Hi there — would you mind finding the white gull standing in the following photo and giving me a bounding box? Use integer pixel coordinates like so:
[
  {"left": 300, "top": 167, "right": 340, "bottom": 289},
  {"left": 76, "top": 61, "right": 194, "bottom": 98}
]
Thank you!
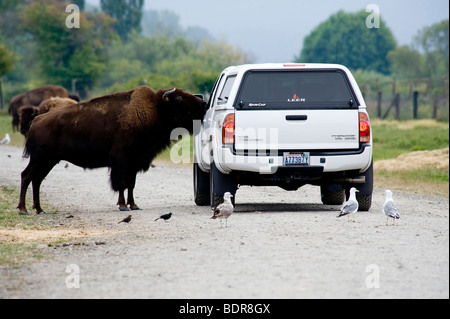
[
  {"left": 211, "top": 192, "right": 234, "bottom": 227},
  {"left": 0, "top": 133, "right": 11, "bottom": 145},
  {"left": 382, "top": 190, "right": 400, "bottom": 225},
  {"left": 337, "top": 187, "right": 359, "bottom": 220}
]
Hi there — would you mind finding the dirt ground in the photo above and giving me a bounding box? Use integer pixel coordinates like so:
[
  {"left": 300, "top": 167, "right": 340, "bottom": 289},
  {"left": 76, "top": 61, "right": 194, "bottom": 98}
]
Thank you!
[{"left": 0, "top": 145, "right": 448, "bottom": 299}]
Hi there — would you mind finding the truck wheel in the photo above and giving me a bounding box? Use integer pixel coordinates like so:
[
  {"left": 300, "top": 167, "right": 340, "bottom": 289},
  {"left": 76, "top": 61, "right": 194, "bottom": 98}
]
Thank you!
[
  {"left": 356, "top": 194, "right": 372, "bottom": 212},
  {"left": 348, "top": 159, "right": 373, "bottom": 212},
  {"left": 193, "top": 163, "right": 210, "bottom": 206},
  {"left": 320, "top": 185, "right": 345, "bottom": 205},
  {"left": 210, "top": 162, "right": 236, "bottom": 207}
]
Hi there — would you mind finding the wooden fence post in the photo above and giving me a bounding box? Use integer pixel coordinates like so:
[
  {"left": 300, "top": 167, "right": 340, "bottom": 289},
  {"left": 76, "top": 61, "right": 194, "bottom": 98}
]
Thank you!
[
  {"left": 394, "top": 93, "right": 400, "bottom": 120},
  {"left": 377, "top": 91, "right": 382, "bottom": 118},
  {"left": 432, "top": 95, "right": 438, "bottom": 119},
  {"left": 413, "top": 91, "right": 419, "bottom": 119},
  {"left": 0, "top": 79, "right": 3, "bottom": 110}
]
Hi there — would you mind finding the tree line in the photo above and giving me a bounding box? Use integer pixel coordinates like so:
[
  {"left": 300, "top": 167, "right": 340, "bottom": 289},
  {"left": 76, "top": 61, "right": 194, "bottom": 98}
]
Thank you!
[
  {"left": 0, "top": 2, "right": 448, "bottom": 109},
  {"left": 0, "top": 0, "right": 249, "bottom": 103},
  {"left": 296, "top": 10, "right": 449, "bottom": 97}
]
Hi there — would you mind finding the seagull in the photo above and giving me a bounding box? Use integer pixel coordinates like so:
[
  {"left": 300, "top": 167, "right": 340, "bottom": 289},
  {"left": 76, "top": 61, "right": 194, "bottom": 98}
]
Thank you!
[
  {"left": 211, "top": 192, "right": 234, "bottom": 227},
  {"left": 155, "top": 213, "right": 172, "bottom": 221},
  {"left": 337, "top": 187, "right": 359, "bottom": 220},
  {"left": 382, "top": 190, "right": 400, "bottom": 225},
  {"left": 118, "top": 215, "right": 132, "bottom": 224},
  {"left": 0, "top": 133, "right": 11, "bottom": 145}
]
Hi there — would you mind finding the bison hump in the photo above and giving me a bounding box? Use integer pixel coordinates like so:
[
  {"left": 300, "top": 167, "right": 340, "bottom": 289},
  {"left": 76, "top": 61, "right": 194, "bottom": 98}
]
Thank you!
[{"left": 118, "top": 86, "right": 159, "bottom": 130}]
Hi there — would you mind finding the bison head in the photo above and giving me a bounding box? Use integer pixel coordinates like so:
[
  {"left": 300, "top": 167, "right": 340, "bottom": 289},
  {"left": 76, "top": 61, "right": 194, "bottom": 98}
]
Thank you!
[
  {"left": 19, "top": 105, "right": 40, "bottom": 137},
  {"left": 158, "top": 88, "right": 207, "bottom": 133}
]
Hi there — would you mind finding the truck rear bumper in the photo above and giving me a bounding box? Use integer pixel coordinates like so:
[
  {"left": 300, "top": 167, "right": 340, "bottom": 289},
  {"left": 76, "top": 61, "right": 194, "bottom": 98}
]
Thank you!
[{"left": 214, "top": 144, "right": 373, "bottom": 175}]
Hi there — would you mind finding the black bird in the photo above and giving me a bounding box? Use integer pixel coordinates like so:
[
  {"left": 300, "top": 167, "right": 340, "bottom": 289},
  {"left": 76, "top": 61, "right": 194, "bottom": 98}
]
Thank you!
[
  {"left": 155, "top": 213, "right": 172, "bottom": 221},
  {"left": 119, "top": 215, "right": 132, "bottom": 224}
]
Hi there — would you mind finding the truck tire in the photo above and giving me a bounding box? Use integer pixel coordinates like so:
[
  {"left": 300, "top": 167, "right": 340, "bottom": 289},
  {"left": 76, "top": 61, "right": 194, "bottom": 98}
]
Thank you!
[
  {"left": 321, "top": 184, "right": 345, "bottom": 205},
  {"left": 345, "top": 159, "right": 373, "bottom": 211},
  {"left": 356, "top": 194, "right": 372, "bottom": 212},
  {"left": 193, "top": 163, "right": 210, "bottom": 206}
]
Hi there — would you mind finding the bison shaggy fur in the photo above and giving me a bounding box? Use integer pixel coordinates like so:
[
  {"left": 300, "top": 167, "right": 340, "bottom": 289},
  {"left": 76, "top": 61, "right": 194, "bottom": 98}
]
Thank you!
[{"left": 18, "top": 86, "right": 206, "bottom": 214}]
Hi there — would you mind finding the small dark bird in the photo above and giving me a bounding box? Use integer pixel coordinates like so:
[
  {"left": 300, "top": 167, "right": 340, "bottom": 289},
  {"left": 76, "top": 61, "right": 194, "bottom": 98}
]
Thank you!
[
  {"left": 155, "top": 213, "right": 172, "bottom": 221},
  {"left": 119, "top": 215, "right": 132, "bottom": 224}
]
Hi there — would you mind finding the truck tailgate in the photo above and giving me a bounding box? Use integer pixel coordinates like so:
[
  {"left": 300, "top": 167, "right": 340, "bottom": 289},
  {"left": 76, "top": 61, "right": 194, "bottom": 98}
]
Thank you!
[{"left": 234, "top": 109, "right": 359, "bottom": 151}]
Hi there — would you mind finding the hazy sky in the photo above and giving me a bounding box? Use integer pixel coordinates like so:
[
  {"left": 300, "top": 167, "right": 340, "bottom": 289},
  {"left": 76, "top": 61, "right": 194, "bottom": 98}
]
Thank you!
[{"left": 87, "top": 0, "right": 449, "bottom": 63}]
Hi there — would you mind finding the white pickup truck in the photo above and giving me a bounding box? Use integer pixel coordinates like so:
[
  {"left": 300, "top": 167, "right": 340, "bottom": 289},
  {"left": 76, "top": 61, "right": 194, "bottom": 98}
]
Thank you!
[{"left": 193, "top": 63, "right": 373, "bottom": 211}]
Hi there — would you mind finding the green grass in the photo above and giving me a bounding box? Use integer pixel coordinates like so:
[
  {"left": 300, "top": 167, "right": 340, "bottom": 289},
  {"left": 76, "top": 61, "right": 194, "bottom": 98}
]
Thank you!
[
  {"left": 0, "top": 186, "right": 58, "bottom": 229},
  {"left": 371, "top": 119, "right": 449, "bottom": 196},
  {"left": 375, "top": 167, "right": 449, "bottom": 197},
  {"left": 0, "top": 243, "right": 43, "bottom": 267},
  {"left": 377, "top": 167, "right": 449, "bottom": 183},
  {"left": 371, "top": 119, "right": 449, "bottom": 161},
  {"left": 0, "top": 185, "right": 59, "bottom": 267}
]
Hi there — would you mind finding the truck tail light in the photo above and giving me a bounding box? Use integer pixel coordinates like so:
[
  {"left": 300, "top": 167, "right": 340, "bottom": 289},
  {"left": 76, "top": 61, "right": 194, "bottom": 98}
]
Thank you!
[
  {"left": 222, "top": 113, "right": 235, "bottom": 145},
  {"left": 359, "top": 112, "right": 371, "bottom": 143}
]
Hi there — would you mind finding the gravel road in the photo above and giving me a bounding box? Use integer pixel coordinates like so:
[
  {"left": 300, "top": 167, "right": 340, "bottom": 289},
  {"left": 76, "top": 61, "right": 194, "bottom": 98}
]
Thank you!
[{"left": 0, "top": 145, "right": 448, "bottom": 299}]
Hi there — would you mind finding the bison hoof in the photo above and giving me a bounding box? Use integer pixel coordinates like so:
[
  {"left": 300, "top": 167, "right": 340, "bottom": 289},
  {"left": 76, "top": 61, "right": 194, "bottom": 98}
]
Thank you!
[
  {"left": 18, "top": 210, "right": 29, "bottom": 215},
  {"left": 130, "top": 204, "right": 141, "bottom": 211},
  {"left": 119, "top": 206, "right": 130, "bottom": 212}
]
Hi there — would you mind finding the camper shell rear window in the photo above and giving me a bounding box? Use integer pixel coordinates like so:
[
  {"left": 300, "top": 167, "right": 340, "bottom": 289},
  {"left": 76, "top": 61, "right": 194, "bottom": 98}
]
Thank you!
[{"left": 234, "top": 69, "right": 359, "bottom": 110}]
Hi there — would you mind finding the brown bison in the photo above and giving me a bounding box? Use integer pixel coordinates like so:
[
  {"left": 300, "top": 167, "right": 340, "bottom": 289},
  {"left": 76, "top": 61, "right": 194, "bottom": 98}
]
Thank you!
[
  {"left": 17, "top": 86, "right": 206, "bottom": 215},
  {"left": 8, "top": 85, "right": 80, "bottom": 131},
  {"left": 19, "top": 97, "right": 79, "bottom": 136}
]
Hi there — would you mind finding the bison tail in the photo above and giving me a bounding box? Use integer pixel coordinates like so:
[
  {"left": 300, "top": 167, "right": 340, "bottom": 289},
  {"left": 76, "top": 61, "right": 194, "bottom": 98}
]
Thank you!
[
  {"left": 22, "top": 145, "right": 31, "bottom": 159},
  {"left": 22, "top": 138, "right": 32, "bottom": 159}
]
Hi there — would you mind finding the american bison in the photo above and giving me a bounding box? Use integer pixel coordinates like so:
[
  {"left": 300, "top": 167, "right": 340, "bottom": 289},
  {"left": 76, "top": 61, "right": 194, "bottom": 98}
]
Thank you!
[
  {"left": 8, "top": 85, "right": 80, "bottom": 131},
  {"left": 19, "top": 97, "right": 79, "bottom": 136},
  {"left": 17, "top": 86, "right": 206, "bottom": 215}
]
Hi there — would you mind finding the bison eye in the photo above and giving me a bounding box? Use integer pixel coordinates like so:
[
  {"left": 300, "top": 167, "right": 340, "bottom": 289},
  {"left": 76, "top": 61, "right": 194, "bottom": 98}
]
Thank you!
[{"left": 175, "top": 96, "right": 183, "bottom": 103}]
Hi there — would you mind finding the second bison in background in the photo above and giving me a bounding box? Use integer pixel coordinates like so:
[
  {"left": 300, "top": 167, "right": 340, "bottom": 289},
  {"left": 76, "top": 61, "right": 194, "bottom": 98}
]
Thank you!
[
  {"left": 19, "top": 97, "right": 79, "bottom": 136},
  {"left": 18, "top": 86, "right": 206, "bottom": 214},
  {"left": 9, "top": 85, "right": 79, "bottom": 131}
]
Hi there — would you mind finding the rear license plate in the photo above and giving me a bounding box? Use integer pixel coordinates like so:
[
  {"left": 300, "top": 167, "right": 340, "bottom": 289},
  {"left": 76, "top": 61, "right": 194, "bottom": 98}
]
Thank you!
[{"left": 283, "top": 152, "right": 310, "bottom": 166}]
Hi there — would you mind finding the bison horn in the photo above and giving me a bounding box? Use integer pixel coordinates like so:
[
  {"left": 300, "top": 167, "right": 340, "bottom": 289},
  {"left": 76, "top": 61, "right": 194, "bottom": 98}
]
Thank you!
[{"left": 163, "top": 88, "right": 177, "bottom": 102}]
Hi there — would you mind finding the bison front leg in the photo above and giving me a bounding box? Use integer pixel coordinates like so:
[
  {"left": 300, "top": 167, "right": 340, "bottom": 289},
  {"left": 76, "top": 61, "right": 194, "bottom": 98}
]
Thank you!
[
  {"left": 117, "top": 190, "right": 129, "bottom": 211},
  {"left": 111, "top": 160, "right": 128, "bottom": 211},
  {"left": 127, "top": 173, "right": 140, "bottom": 211},
  {"left": 111, "top": 161, "right": 140, "bottom": 211},
  {"left": 116, "top": 189, "right": 139, "bottom": 211},
  {"left": 127, "top": 189, "right": 140, "bottom": 210}
]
